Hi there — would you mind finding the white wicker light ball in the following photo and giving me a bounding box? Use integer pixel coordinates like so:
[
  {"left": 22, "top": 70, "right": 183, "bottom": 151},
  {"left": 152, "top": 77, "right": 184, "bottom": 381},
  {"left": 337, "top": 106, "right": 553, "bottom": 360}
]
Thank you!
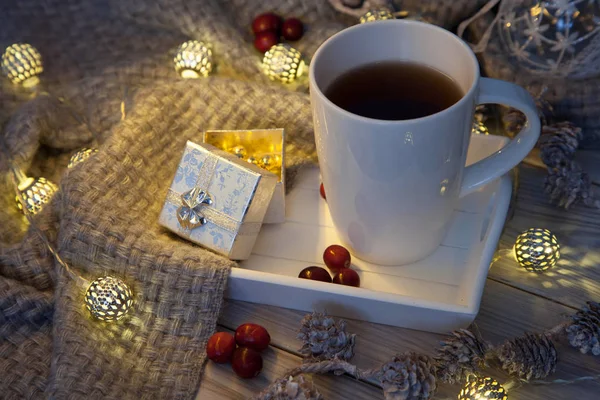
[
  {"left": 514, "top": 228, "right": 561, "bottom": 272},
  {"left": 359, "top": 9, "right": 395, "bottom": 24},
  {"left": 174, "top": 40, "right": 213, "bottom": 79},
  {"left": 2, "top": 43, "right": 43, "bottom": 87},
  {"left": 458, "top": 376, "right": 508, "bottom": 400},
  {"left": 16, "top": 177, "right": 58, "bottom": 215},
  {"left": 68, "top": 148, "right": 98, "bottom": 168},
  {"left": 262, "top": 44, "right": 305, "bottom": 84},
  {"left": 85, "top": 276, "right": 133, "bottom": 322}
]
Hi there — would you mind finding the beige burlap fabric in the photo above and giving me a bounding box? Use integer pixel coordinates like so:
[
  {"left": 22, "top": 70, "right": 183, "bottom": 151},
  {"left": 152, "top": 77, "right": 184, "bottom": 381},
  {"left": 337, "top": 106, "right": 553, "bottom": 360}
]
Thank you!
[{"left": 0, "top": 1, "right": 478, "bottom": 399}]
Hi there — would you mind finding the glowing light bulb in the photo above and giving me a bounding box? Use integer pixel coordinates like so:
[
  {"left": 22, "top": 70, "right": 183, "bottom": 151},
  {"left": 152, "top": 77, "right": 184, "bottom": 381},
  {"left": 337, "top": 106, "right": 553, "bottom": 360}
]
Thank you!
[
  {"left": 472, "top": 120, "right": 489, "bottom": 135},
  {"left": 262, "top": 44, "right": 305, "bottom": 84},
  {"left": 174, "top": 40, "right": 213, "bottom": 78},
  {"left": 68, "top": 148, "right": 98, "bottom": 168},
  {"left": 228, "top": 145, "right": 247, "bottom": 159},
  {"left": 359, "top": 9, "right": 395, "bottom": 24},
  {"left": 2, "top": 43, "right": 43, "bottom": 87},
  {"left": 16, "top": 176, "right": 58, "bottom": 215},
  {"left": 514, "top": 228, "right": 560, "bottom": 272},
  {"left": 458, "top": 376, "right": 508, "bottom": 400},
  {"left": 85, "top": 276, "right": 133, "bottom": 322}
]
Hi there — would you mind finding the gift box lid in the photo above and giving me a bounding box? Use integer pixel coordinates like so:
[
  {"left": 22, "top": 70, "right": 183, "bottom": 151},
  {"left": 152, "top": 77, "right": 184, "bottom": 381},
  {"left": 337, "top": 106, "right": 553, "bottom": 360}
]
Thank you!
[{"left": 159, "top": 140, "right": 278, "bottom": 260}]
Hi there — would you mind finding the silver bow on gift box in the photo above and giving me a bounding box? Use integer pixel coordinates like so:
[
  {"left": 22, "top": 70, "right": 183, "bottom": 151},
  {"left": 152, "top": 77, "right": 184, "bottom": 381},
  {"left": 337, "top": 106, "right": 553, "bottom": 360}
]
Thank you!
[
  {"left": 176, "top": 187, "right": 213, "bottom": 230},
  {"left": 164, "top": 150, "right": 257, "bottom": 236},
  {"left": 159, "top": 141, "right": 278, "bottom": 260}
]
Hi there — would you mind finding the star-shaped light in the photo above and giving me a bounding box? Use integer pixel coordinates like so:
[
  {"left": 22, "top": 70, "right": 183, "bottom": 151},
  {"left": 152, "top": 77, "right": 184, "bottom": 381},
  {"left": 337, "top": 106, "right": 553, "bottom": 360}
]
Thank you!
[{"left": 177, "top": 187, "right": 213, "bottom": 230}]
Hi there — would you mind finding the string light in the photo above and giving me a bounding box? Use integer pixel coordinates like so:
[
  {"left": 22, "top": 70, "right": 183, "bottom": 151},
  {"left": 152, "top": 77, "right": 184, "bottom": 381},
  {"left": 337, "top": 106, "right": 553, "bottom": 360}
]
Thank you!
[
  {"left": 514, "top": 228, "right": 560, "bottom": 272},
  {"left": 16, "top": 176, "right": 58, "bottom": 215},
  {"left": 0, "top": 45, "right": 135, "bottom": 324},
  {"left": 262, "top": 44, "right": 305, "bottom": 84},
  {"left": 1, "top": 43, "right": 43, "bottom": 87},
  {"left": 458, "top": 376, "right": 508, "bottom": 400},
  {"left": 359, "top": 9, "right": 395, "bottom": 23},
  {"left": 174, "top": 40, "right": 213, "bottom": 78},
  {"left": 85, "top": 276, "right": 133, "bottom": 322},
  {"left": 68, "top": 148, "right": 98, "bottom": 168},
  {"left": 6, "top": 157, "right": 134, "bottom": 325}
]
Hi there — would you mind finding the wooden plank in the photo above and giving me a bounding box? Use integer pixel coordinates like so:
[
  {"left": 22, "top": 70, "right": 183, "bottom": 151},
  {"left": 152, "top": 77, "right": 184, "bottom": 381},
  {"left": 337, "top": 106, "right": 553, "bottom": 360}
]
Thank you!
[
  {"left": 213, "top": 280, "right": 600, "bottom": 400},
  {"left": 489, "top": 165, "right": 600, "bottom": 309},
  {"left": 576, "top": 150, "right": 600, "bottom": 185}
]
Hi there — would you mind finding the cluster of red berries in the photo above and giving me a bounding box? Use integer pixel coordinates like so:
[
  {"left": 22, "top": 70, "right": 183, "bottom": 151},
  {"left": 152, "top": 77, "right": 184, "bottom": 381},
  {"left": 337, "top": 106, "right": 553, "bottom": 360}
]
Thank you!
[
  {"left": 252, "top": 12, "right": 304, "bottom": 53},
  {"left": 298, "top": 244, "right": 361, "bottom": 287},
  {"left": 206, "top": 323, "right": 271, "bottom": 379}
]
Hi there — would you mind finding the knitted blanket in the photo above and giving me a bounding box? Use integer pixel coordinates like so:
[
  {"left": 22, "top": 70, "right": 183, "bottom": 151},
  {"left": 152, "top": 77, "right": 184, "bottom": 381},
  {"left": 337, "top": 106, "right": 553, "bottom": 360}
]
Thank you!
[{"left": 0, "top": 1, "right": 485, "bottom": 399}]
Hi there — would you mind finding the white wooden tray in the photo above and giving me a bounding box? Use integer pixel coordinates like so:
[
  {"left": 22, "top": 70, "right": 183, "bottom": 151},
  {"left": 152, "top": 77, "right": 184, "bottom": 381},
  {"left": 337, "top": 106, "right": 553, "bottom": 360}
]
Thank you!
[{"left": 226, "top": 134, "right": 512, "bottom": 334}]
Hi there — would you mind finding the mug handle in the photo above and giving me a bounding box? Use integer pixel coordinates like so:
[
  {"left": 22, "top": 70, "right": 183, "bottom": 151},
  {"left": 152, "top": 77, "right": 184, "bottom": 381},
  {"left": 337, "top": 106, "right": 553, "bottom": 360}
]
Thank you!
[{"left": 459, "top": 77, "right": 541, "bottom": 197}]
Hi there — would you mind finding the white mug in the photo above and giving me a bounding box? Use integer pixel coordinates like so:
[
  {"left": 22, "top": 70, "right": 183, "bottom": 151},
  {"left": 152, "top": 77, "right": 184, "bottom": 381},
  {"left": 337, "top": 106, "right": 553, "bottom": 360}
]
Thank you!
[{"left": 309, "top": 20, "right": 540, "bottom": 265}]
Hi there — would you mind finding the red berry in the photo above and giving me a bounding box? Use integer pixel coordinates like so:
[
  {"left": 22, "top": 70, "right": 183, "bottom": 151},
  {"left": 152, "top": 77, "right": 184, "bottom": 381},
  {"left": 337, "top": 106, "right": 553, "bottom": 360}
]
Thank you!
[
  {"left": 252, "top": 13, "right": 282, "bottom": 35},
  {"left": 254, "top": 31, "right": 279, "bottom": 53},
  {"left": 298, "top": 266, "right": 332, "bottom": 283},
  {"left": 206, "top": 332, "right": 236, "bottom": 363},
  {"left": 320, "top": 183, "right": 326, "bottom": 200},
  {"left": 235, "top": 323, "right": 271, "bottom": 351},
  {"left": 282, "top": 18, "right": 304, "bottom": 41},
  {"left": 232, "top": 347, "right": 263, "bottom": 379},
  {"left": 323, "top": 244, "right": 351, "bottom": 272},
  {"left": 333, "top": 269, "right": 360, "bottom": 287}
]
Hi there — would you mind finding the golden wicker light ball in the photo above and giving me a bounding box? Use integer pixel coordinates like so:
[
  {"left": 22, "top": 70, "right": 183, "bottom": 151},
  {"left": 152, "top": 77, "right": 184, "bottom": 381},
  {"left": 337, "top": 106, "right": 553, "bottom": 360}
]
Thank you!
[
  {"left": 262, "top": 44, "right": 305, "bottom": 84},
  {"left": 174, "top": 40, "right": 213, "bottom": 78},
  {"left": 68, "top": 148, "right": 98, "bottom": 168},
  {"left": 228, "top": 145, "right": 247, "bottom": 159},
  {"left": 2, "top": 43, "right": 43, "bottom": 87},
  {"left": 359, "top": 9, "right": 395, "bottom": 24},
  {"left": 458, "top": 376, "right": 508, "bottom": 400}
]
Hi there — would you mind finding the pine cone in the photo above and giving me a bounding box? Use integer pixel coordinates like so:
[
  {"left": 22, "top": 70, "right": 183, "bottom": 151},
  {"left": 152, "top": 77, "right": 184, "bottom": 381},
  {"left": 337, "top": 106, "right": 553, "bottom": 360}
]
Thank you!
[
  {"left": 502, "top": 108, "right": 526, "bottom": 134},
  {"left": 378, "top": 352, "right": 437, "bottom": 400},
  {"left": 539, "top": 122, "right": 582, "bottom": 168},
  {"left": 567, "top": 302, "right": 600, "bottom": 356},
  {"left": 434, "top": 329, "right": 490, "bottom": 384},
  {"left": 545, "top": 161, "right": 600, "bottom": 209},
  {"left": 497, "top": 333, "right": 557, "bottom": 380},
  {"left": 260, "top": 375, "right": 323, "bottom": 400},
  {"left": 503, "top": 93, "right": 552, "bottom": 134},
  {"left": 297, "top": 312, "right": 356, "bottom": 362}
]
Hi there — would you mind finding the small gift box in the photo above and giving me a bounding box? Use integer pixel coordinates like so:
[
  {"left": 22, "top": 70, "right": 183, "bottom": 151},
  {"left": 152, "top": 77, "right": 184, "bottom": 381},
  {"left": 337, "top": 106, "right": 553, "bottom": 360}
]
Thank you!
[
  {"left": 203, "top": 129, "right": 286, "bottom": 224},
  {"left": 159, "top": 141, "right": 278, "bottom": 260}
]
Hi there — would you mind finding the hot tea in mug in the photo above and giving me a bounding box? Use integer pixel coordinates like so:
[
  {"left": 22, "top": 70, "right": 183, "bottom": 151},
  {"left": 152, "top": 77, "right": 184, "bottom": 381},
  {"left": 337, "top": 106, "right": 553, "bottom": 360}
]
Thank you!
[{"left": 324, "top": 61, "right": 463, "bottom": 121}]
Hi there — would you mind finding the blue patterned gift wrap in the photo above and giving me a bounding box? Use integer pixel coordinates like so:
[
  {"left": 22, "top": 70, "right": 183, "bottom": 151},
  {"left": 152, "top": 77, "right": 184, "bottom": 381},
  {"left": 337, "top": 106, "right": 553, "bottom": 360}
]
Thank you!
[{"left": 159, "top": 141, "right": 278, "bottom": 260}]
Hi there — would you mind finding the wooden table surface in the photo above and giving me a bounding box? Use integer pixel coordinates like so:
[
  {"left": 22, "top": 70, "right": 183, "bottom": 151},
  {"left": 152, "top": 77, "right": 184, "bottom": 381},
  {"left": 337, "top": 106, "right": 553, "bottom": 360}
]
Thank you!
[{"left": 197, "top": 165, "right": 600, "bottom": 400}]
